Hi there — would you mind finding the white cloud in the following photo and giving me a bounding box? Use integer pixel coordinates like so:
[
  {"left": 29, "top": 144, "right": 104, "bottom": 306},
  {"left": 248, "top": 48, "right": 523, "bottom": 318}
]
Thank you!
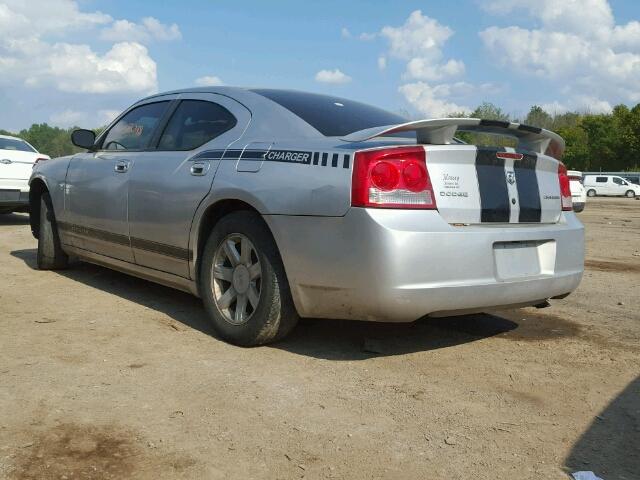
[
  {"left": 195, "top": 75, "right": 224, "bottom": 87},
  {"left": 315, "top": 69, "right": 352, "bottom": 84},
  {"left": 0, "top": 0, "right": 111, "bottom": 38},
  {"left": 377, "top": 10, "right": 470, "bottom": 118},
  {"left": 49, "top": 109, "right": 120, "bottom": 128},
  {"left": 359, "top": 32, "right": 377, "bottom": 41},
  {"left": 381, "top": 10, "right": 454, "bottom": 62},
  {"left": 341, "top": 27, "right": 352, "bottom": 39},
  {"left": 377, "top": 56, "right": 387, "bottom": 70},
  {"left": 398, "top": 82, "right": 480, "bottom": 118},
  {"left": 0, "top": 1, "right": 159, "bottom": 95},
  {"left": 399, "top": 82, "right": 471, "bottom": 118},
  {"left": 479, "top": 0, "right": 640, "bottom": 111},
  {"left": 405, "top": 58, "right": 465, "bottom": 81},
  {"left": 101, "top": 17, "right": 181, "bottom": 43}
]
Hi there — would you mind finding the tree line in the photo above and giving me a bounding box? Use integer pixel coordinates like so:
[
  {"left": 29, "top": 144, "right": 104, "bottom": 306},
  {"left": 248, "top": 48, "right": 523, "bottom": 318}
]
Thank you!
[{"left": 2, "top": 103, "right": 639, "bottom": 171}]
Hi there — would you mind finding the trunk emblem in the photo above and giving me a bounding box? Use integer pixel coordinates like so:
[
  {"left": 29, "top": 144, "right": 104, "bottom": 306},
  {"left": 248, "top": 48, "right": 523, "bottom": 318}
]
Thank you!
[
  {"left": 506, "top": 171, "right": 516, "bottom": 185},
  {"left": 0, "top": 159, "right": 12, "bottom": 164},
  {"left": 496, "top": 152, "right": 523, "bottom": 161}
]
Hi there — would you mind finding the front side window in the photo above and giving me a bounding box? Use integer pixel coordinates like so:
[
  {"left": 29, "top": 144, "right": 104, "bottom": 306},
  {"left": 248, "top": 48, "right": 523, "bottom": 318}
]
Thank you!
[
  {"left": 0, "top": 137, "right": 36, "bottom": 152},
  {"left": 613, "top": 177, "right": 624, "bottom": 185},
  {"left": 157, "top": 100, "right": 237, "bottom": 150},
  {"left": 101, "top": 102, "right": 170, "bottom": 150},
  {"left": 596, "top": 177, "right": 607, "bottom": 183}
]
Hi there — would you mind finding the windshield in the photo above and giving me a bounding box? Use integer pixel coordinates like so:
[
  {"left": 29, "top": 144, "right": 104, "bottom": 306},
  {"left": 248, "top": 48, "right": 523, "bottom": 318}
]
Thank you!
[
  {"left": 251, "top": 89, "right": 410, "bottom": 137},
  {"left": 0, "top": 137, "right": 36, "bottom": 152}
]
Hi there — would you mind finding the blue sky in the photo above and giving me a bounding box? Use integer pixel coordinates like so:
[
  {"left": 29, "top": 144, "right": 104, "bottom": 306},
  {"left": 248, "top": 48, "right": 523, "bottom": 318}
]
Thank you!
[{"left": 1, "top": 0, "right": 639, "bottom": 130}]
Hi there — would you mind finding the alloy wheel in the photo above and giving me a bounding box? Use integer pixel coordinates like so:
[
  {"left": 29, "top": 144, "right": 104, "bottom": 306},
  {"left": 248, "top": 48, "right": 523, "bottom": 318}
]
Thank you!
[{"left": 211, "top": 234, "right": 262, "bottom": 325}]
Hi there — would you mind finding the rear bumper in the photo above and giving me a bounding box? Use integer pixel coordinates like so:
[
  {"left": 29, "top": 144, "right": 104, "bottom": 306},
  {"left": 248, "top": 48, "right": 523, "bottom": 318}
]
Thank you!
[{"left": 266, "top": 208, "right": 584, "bottom": 322}]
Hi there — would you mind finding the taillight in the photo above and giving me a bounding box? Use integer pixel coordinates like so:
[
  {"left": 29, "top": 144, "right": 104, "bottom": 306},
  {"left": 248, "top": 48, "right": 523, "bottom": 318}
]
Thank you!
[
  {"left": 558, "top": 163, "right": 572, "bottom": 211},
  {"left": 351, "top": 146, "right": 436, "bottom": 209}
]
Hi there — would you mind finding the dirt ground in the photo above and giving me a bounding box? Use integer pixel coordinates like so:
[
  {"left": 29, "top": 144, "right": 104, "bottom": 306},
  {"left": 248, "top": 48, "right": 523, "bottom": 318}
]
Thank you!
[{"left": 0, "top": 197, "right": 638, "bottom": 480}]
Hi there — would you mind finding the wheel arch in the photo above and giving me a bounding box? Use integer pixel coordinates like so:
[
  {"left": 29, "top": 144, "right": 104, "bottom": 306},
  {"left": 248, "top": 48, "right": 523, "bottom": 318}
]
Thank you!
[
  {"left": 191, "top": 198, "right": 280, "bottom": 287},
  {"left": 28, "top": 177, "right": 49, "bottom": 239}
]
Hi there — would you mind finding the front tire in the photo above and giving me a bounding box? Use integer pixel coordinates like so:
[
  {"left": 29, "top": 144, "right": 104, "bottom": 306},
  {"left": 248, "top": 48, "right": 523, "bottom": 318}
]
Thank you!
[
  {"left": 587, "top": 189, "right": 596, "bottom": 197},
  {"left": 37, "top": 192, "right": 68, "bottom": 270},
  {"left": 199, "top": 211, "right": 298, "bottom": 346},
  {"left": 625, "top": 190, "right": 636, "bottom": 198}
]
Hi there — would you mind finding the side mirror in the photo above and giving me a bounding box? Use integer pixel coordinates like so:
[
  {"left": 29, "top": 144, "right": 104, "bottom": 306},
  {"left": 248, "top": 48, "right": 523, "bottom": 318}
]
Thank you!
[{"left": 71, "top": 129, "right": 96, "bottom": 149}]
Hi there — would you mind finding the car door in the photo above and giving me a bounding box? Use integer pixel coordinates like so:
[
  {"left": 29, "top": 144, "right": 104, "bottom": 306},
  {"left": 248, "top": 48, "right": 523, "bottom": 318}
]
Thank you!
[
  {"left": 64, "top": 100, "right": 173, "bottom": 262},
  {"left": 612, "top": 176, "right": 627, "bottom": 195},
  {"left": 127, "top": 93, "right": 251, "bottom": 278},
  {"left": 594, "top": 176, "right": 608, "bottom": 195}
]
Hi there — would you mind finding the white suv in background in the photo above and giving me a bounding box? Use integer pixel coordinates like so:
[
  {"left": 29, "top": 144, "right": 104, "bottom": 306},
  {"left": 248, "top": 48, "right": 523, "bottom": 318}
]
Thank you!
[
  {"left": 568, "top": 170, "right": 587, "bottom": 212},
  {"left": 0, "top": 135, "right": 49, "bottom": 214},
  {"left": 584, "top": 174, "right": 640, "bottom": 198}
]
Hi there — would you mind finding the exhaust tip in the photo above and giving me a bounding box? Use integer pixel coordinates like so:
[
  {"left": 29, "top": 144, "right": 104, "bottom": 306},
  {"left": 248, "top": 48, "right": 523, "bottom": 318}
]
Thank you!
[{"left": 534, "top": 300, "right": 552, "bottom": 309}]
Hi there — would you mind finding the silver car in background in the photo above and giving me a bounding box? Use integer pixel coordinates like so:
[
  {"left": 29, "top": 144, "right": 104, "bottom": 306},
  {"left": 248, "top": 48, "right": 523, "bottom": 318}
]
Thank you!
[{"left": 29, "top": 88, "right": 584, "bottom": 346}]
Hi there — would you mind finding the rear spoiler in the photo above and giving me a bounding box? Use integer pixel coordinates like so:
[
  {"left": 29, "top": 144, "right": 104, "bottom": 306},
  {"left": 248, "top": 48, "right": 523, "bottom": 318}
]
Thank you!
[{"left": 341, "top": 118, "right": 565, "bottom": 158}]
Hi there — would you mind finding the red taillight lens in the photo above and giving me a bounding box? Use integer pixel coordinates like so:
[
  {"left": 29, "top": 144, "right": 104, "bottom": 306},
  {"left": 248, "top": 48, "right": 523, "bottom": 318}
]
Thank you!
[
  {"left": 558, "top": 163, "right": 572, "bottom": 211},
  {"left": 370, "top": 161, "right": 400, "bottom": 190},
  {"left": 351, "top": 146, "right": 436, "bottom": 209}
]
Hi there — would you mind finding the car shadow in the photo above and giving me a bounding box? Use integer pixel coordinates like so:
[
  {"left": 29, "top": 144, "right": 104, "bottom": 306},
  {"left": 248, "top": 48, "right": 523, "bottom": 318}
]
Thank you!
[
  {"left": 0, "top": 212, "right": 30, "bottom": 226},
  {"left": 564, "top": 376, "right": 640, "bottom": 479},
  {"left": 9, "top": 247, "right": 570, "bottom": 359}
]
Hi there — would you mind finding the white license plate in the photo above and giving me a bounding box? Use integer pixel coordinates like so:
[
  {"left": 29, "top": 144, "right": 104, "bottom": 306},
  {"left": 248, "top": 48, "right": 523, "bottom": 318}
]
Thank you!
[
  {"left": 0, "top": 190, "right": 20, "bottom": 202},
  {"left": 493, "top": 240, "right": 556, "bottom": 280}
]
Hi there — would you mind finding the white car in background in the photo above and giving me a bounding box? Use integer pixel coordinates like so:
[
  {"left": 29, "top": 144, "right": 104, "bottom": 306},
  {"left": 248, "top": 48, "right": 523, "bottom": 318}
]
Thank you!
[
  {"left": 568, "top": 170, "right": 586, "bottom": 212},
  {"left": 0, "top": 135, "right": 49, "bottom": 214},
  {"left": 584, "top": 174, "right": 640, "bottom": 198}
]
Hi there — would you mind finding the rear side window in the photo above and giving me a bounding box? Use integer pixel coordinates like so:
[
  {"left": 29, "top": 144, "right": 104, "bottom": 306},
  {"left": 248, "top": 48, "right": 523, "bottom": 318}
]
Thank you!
[
  {"left": 596, "top": 177, "right": 608, "bottom": 183},
  {"left": 101, "top": 101, "right": 170, "bottom": 150},
  {"left": 0, "top": 138, "right": 36, "bottom": 152},
  {"left": 157, "top": 100, "right": 237, "bottom": 150},
  {"left": 251, "top": 89, "right": 409, "bottom": 137}
]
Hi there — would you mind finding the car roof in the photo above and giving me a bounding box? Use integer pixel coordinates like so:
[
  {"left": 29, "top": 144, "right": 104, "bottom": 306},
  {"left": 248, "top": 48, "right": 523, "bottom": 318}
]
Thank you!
[{"left": 0, "top": 134, "right": 23, "bottom": 141}]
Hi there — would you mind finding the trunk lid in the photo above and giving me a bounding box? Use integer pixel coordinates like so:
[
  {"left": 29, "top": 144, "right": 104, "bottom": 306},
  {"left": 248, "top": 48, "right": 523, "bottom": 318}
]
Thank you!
[{"left": 426, "top": 145, "right": 562, "bottom": 224}]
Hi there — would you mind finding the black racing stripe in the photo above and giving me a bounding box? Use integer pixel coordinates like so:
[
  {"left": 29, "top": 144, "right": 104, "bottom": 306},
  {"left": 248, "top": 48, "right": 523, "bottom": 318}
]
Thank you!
[
  {"left": 331, "top": 153, "right": 339, "bottom": 168},
  {"left": 321, "top": 152, "right": 328, "bottom": 166},
  {"left": 518, "top": 124, "right": 542, "bottom": 134},
  {"left": 239, "top": 149, "right": 267, "bottom": 160},
  {"left": 475, "top": 148, "right": 510, "bottom": 222},
  {"left": 343, "top": 154, "right": 350, "bottom": 169},
  {"left": 313, "top": 152, "right": 319, "bottom": 165},
  {"left": 131, "top": 237, "right": 190, "bottom": 261},
  {"left": 479, "top": 119, "right": 510, "bottom": 129},
  {"left": 191, "top": 149, "right": 225, "bottom": 160},
  {"left": 58, "top": 221, "right": 130, "bottom": 246},
  {"left": 58, "top": 221, "right": 192, "bottom": 260},
  {"left": 514, "top": 153, "right": 541, "bottom": 222}
]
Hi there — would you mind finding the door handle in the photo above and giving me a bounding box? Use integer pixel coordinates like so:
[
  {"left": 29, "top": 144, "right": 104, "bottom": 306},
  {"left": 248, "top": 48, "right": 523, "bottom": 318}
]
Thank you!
[
  {"left": 190, "top": 162, "right": 209, "bottom": 176},
  {"left": 114, "top": 161, "right": 130, "bottom": 173}
]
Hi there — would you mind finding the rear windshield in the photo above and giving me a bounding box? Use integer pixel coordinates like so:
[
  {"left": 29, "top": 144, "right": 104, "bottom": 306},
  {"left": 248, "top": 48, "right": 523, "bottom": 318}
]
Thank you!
[
  {"left": 0, "top": 137, "right": 36, "bottom": 152},
  {"left": 251, "top": 89, "right": 409, "bottom": 137}
]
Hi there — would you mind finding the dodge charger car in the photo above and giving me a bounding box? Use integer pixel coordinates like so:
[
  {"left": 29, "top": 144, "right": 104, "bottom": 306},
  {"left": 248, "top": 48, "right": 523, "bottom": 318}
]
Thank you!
[{"left": 29, "top": 88, "right": 584, "bottom": 346}]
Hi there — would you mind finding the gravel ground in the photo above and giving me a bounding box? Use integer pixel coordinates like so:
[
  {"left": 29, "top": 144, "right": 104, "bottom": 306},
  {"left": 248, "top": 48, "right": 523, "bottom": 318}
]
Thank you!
[{"left": 0, "top": 197, "right": 638, "bottom": 480}]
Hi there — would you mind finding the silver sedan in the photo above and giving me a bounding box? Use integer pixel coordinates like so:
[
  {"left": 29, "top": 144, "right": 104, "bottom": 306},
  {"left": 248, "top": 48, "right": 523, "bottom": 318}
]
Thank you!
[{"left": 30, "top": 87, "right": 584, "bottom": 345}]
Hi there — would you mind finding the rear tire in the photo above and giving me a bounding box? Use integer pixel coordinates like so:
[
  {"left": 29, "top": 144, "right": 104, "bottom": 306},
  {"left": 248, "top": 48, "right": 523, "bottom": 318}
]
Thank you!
[
  {"left": 587, "top": 189, "right": 596, "bottom": 197},
  {"left": 625, "top": 190, "right": 636, "bottom": 198},
  {"left": 199, "top": 211, "right": 298, "bottom": 346},
  {"left": 573, "top": 204, "right": 585, "bottom": 213},
  {"left": 37, "top": 192, "right": 68, "bottom": 270}
]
